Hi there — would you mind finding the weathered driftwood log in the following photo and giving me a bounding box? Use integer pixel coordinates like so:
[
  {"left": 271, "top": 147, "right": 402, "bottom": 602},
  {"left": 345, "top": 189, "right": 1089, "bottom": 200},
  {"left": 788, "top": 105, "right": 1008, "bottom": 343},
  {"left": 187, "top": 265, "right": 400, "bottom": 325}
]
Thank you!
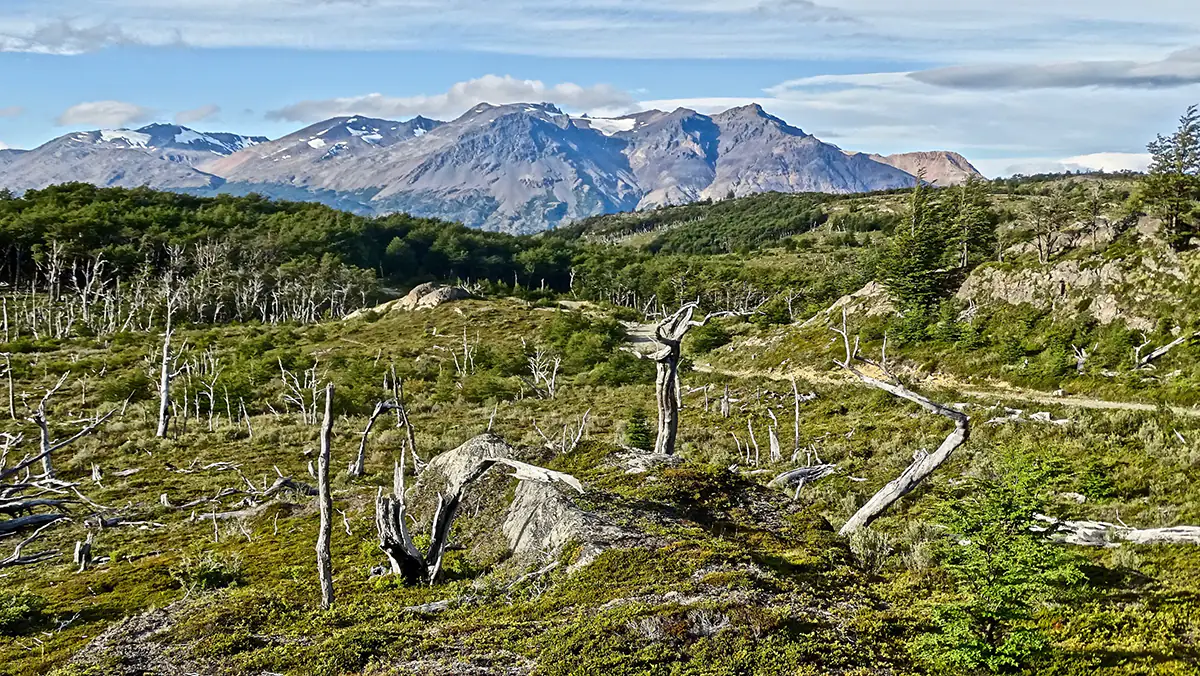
[
  {"left": 0, "top": 512, "right": 67, "bottom": 536},
  {"left": 1134, "top": 331, "right": 1196, "bottom": 370},
  {"left": 1036, "top": 515, "right": 1200, "bottom": 547},
  {"left": 1, "top": 519, "right": 62, "bottom": 568},
  {"left": 316, "top": 383, "right": 335, "bottom": 609},
  {"left": 768, "top": 464, "right": 839, "bottom": 488},
  {"left": 831, "top": 311, "right": 970, "bottom": 536},
  {"left": 0, "top": 498, "right": 75, "bottom": 517},
  {"left": 375, "top": 447, "right": 582, "bottom": 585}
]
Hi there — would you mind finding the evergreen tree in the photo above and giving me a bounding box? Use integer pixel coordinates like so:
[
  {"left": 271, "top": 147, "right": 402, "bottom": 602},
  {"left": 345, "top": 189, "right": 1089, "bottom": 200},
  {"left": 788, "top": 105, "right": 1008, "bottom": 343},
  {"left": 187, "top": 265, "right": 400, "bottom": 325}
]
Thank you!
[
  {"left": 878, "top": 169, "right": 953, "bottom": 310},
  {"left": 1139, "top": 104, "right": 1200, "bottom": 249},
  {"left": 952, "top": 175, "right": 997, "bottom": 269},
  {"left": 624, "top": 407, "right": 653, "bottom": 451}
]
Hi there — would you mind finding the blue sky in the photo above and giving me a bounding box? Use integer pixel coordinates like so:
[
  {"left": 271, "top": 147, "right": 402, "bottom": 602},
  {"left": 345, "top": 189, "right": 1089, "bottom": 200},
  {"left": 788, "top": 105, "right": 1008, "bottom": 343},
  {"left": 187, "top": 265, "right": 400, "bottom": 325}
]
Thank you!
[{"left": 2, "top": 0, "right": 1200, "bottom": 176}]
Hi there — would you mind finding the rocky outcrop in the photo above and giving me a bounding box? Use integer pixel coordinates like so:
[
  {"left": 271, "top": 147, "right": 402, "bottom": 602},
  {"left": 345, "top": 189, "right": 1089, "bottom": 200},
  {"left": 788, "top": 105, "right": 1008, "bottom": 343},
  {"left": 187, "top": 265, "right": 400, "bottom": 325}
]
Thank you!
[
  {"left": 956, "top": 260, "right": 1155, "bottom": 331},
  {"left": 801, "top": 281, "right": 896, "bottom": 328},
  {"left": 344, "top": 283, "right": 473, "bottom": 320},
  {"left": 413, "top": 434, "right": 637, "bottom": 571}
]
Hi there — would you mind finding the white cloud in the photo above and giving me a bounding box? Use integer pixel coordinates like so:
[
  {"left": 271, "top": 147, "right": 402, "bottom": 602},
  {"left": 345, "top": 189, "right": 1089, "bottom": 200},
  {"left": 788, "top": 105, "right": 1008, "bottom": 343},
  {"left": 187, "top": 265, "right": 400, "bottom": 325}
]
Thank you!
[
  {"left": 3, "top": 1, "right": 1197, "bottom": 62},
  {"left": 0, "top": 106, "right": 23, "bottom": 118},
  {"left": 0, "top": 140, "right": 9, "bottom": 150},
  {"left": 266, "top": 74, "right": 636, "bottom": 122},
  {"left": 911, "top": 48, "right": 1200, "bottom": 90},
  {"left": 0, "top": 20, "right": 137, "bottom": 55},
  {"left": 57, "top": 101, "right": 154, "bottom": 128},
  {"left": 974, "top": 153, "right": 1152, "bottom": 177},
  {"left": 175, "top": 104, "right": 221, "bottom": 125},
  {"left": 638, "top": 67, "right": 1197, "bottom": 172}
]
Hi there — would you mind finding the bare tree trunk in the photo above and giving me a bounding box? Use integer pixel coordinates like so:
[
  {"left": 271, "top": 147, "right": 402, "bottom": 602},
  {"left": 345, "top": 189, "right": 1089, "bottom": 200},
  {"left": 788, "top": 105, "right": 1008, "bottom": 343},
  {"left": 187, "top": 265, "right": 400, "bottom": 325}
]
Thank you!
[
  {"left": 156, "top": 328, "right": 173, "bottom": 438},
  {"left": 316, "top": 383, "right": 334, "bottom": 609},
  {"left": 832, "top": 312, "right": 970, "bottom": 536},
  {"left": 654, "top": 356, "right": 680, "bottom": 456},
  {"left": 350, "top": 401, "right": 394, "bottom": 478}
]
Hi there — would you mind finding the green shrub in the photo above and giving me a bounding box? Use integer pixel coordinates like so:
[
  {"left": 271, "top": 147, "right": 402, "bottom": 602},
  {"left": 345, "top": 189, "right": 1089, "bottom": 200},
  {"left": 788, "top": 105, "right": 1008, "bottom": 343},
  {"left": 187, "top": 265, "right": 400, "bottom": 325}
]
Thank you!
[
  {"left": 624, "top": 407, "right": 653, "bottom": 451},
  {"left": 0, "top": 592, "right": 47, "bottom": 635},
  {"left": 170, "top": 552, "right": 244, "bottom": 591}
]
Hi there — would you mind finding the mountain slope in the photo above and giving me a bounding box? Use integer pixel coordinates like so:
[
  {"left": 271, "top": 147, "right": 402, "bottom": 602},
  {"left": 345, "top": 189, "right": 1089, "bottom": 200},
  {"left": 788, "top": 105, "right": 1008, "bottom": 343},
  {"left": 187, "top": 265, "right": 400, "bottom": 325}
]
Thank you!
[
  {"left": 0, "top": 123, "right": 266, "bottom": 194},
  {"left": 0, "top": 104, "right": 978, "bottom": 232},
  {"left": 871, "top": 150, "right": 983, "bottom": 186},
  {"left": 706, "top": 104, "right": 916, "bottom": 198}
]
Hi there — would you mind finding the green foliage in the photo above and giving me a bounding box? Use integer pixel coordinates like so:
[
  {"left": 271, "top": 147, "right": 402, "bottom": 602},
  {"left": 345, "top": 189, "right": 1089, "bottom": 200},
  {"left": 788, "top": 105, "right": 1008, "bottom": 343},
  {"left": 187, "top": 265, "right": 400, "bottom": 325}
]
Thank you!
[
  {"left": 1138, "top": 104, "right": 1200, "bottom": 250},
  {"left": 624, "top": 407, "right": 653, "bottom": 451},
  {"left": 687, "top": 322, "right": 733, "bottom": 353},
  {"left": 169, "top": 552, "right": 245, "bottom": 591},
  {"left": 911, "top": 453, "right": 1087, "bottom": 674},
  {"left": 0, "top": 591, "right": 47, "bottom": 636}
]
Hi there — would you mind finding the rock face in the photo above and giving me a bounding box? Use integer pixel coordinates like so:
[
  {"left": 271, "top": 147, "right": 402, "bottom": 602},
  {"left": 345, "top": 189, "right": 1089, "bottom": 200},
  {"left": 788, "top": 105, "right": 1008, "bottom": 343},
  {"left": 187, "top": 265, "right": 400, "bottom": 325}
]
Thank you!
[
  {"left": 343, "top": 283, "right": 473, "bottom": 320},
  {"left": 413, "top": 434, "right": 635, "bottom": 570},
  {"left": 801, "top": 281, "right": 897, "bottom": 328},
  {"left": 870, "top": 151, "right": 984, "bottom": 186},
  {"left": 1, "top": 102, "right": 976, "bottom": 233}
]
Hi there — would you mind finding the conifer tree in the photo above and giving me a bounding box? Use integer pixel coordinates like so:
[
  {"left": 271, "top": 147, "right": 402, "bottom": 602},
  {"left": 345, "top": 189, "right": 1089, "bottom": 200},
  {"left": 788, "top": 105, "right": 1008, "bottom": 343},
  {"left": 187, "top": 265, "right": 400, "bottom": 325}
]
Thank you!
[{"left": 1140, "top": 104, "right": 1200, "bottom": 249}]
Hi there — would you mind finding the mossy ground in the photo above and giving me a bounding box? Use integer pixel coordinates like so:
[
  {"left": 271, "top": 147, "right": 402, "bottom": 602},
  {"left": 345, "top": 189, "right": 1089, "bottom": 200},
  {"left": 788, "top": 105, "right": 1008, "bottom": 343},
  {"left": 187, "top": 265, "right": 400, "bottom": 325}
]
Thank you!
[{"left": 1, "top": 293, "right": 1198, "bottom": 675}]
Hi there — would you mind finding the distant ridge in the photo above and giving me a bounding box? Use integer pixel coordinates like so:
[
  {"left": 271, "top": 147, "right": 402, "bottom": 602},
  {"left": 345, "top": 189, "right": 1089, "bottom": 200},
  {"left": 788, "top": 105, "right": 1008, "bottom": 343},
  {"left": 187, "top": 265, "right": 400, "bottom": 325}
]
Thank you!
[{"left": 0, "top": 103, "right": 980, "bottom": 232}]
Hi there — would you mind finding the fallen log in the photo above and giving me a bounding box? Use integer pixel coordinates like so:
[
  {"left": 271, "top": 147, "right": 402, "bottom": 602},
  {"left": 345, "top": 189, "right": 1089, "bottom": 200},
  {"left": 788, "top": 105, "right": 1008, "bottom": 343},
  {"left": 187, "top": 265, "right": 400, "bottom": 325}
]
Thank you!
[{"left": 1036, "top": 515, "right": 1200, "bottom": 547}]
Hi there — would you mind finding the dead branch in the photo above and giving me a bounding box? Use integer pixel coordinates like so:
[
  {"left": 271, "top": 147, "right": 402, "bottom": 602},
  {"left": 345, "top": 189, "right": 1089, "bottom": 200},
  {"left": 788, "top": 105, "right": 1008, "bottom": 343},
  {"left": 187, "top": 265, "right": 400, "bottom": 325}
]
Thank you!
[
  {"left": 376, "top": 451, "right": 582, "bottom": 585},
  {"left": 1035, "top": 515, "right": 1200, "bottom": 546},
  {"left": 831, "top": 310, "right": 970, "bottom": 535}
]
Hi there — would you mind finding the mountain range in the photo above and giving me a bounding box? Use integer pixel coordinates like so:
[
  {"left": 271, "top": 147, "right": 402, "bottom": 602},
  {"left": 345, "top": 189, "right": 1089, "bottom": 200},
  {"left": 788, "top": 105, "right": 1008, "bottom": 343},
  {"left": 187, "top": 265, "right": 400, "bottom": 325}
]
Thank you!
[{"left": 0, "top": 103, "right": 982, "bottom": 232}]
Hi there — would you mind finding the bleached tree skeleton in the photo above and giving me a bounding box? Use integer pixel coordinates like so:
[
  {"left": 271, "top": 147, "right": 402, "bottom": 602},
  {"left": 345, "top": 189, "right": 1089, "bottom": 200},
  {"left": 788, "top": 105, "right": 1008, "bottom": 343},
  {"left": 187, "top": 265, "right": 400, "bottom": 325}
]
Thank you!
[
  {"left": 831, "top": 310, "right": 970, "bottom": 535},
  {"left": 628, "top": 303, "right": 745, "bottom": 455}
]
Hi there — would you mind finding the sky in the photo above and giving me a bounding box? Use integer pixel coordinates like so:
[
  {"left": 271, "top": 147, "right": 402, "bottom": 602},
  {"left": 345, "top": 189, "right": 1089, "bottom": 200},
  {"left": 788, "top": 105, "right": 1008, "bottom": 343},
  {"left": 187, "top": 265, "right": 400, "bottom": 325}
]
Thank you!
[{"left": 2, "top": 1, "right": 1200, "bottom": 176}]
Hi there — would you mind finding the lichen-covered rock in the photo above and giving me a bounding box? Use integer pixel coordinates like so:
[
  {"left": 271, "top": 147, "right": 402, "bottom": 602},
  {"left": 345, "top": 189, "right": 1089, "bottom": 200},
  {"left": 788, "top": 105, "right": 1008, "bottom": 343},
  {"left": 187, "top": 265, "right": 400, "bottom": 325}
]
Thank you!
[
  {"left": 412, "top": 434, "right": 636, "bottom": 571},
  {"left": 344, "top": 283, "right": 473, "bottom": 320},
  {"left": 414, "top": 285, "right": 472, "bottom": 309},
  {"left": 399, "top": 282, "right": 443, "bottom": 310},
  {"left": 800, "top": 281, "right": 895, "bottom": 328}
]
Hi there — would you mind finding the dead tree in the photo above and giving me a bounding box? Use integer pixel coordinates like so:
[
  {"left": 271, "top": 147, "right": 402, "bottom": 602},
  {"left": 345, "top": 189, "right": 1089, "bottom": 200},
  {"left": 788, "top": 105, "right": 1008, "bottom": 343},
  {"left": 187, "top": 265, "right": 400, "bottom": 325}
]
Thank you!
[
  {"left": 630, "top": 303, "right": 740, "bottom": 455},
  {"left": 375, "top": 451, "right": 582, "bottom": 585},
  {"left": 2, "top": 353, "right": 14, "bottom": 420},
  {"left": 1036, "top": 515, "right": 1200, "bottom": 546},
  {"left": 28, "top": 373, "right": 118, "bottom": 478},
  {"left": 349, "top": 400, "right": 398, "bottom": 478},
  {"left": 316, "top": 382, "right": 335, "bottom": 609},
  {"left": 1134, "top": 331, "right": 1196, "bottom": 370},
  {"left": 831, "top": 311, "right": 970, "bottom": 536}
]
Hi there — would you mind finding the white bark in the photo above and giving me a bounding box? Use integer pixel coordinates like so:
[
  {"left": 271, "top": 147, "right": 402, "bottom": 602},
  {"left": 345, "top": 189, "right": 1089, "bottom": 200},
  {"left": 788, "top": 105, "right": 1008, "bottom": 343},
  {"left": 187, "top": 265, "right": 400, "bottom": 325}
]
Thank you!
[
  {"left": 316, "top": 382, "right": 335, "bottom": 609},
  {"left": 832, "top": 312, "right": 971, "bottom": 536}
]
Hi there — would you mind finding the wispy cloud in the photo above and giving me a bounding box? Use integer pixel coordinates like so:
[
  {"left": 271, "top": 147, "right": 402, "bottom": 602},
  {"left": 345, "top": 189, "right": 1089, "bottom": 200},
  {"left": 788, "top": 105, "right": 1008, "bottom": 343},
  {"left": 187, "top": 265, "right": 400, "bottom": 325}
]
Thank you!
[
  {"left": 57, "top": 101, "right": 154, "bottom": 128},
  {"left": 911, "top": 47, "right": 1200, "bottom": 90},
  {"left": 0, "top": 20, "right": 138, "bottom": 55},
  {"left": 266, "top": 75, "right": 636, "bottom": 122},
  {"left": 4, "top": 1, "right": 1196, "bottom": 61},
  {"left": 0, "top": 106, "right": 24, "bottom": 118},
  {"left": 175, "top": 104, "right": 221, "bottom": 125},
  {"left": 646, "top": 65, "right": 1196, "bottom": 176}
]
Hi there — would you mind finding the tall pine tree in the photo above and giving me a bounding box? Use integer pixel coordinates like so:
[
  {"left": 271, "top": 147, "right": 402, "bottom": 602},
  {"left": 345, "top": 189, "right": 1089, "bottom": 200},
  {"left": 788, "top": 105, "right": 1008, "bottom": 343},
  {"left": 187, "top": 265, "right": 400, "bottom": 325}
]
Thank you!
[{"left": 1140, "top": 105, "right": 1200, "bottom": 250}]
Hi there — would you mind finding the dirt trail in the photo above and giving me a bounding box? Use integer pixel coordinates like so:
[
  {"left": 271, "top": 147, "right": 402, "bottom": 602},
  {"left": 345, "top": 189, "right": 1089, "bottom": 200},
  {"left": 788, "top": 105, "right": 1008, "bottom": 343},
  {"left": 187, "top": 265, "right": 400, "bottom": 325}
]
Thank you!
[
  {"left": 622, "top": 316, "right": 1200, "bottom": 419},
  {"left": 689, "top": 363, "right": 1200, "bottom": 419}
]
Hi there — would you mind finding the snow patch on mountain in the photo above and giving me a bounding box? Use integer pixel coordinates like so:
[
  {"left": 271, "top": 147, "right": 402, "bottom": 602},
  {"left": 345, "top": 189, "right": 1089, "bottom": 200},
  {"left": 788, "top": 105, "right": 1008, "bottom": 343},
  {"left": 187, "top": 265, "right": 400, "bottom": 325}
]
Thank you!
[{"left": 100, "top": 130, "right": 152, "bottom": 148}]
